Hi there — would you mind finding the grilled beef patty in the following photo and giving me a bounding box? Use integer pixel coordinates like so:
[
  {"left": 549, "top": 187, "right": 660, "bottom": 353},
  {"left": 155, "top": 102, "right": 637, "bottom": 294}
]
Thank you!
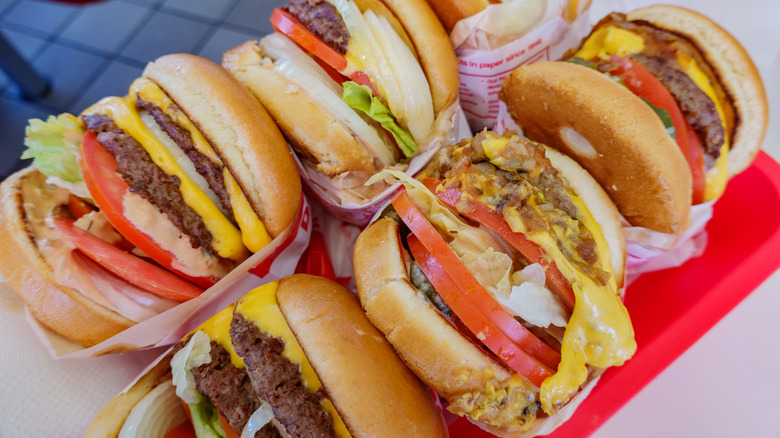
[
  {"left": 190, "top": 340, "right": 282, "bottom": 438},
  {"left": 285, "top": 0, "right": 349, "bottom": 55},
  {"left": 81, "top": 114, "right": 215, "bottom": 253},
  {"left": 230, "top": 313, "right": 336, "bottom": 438},
  {"left": 135, "top": 97, "right": 234, "bottom": 216}
]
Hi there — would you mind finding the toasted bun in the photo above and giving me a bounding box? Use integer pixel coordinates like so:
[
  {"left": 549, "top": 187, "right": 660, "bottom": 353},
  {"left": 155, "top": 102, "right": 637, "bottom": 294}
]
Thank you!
[
  {"left": 223, "top": 41, "right": 376, "bottom": 176},
  {"left": 276, "top": 274, "right": 448, "bottom": 438},
  {"left": 144, "top": 54, "right": 301, "bottom": 238},
  {"left": 501, "top": 61, "right": 692, "bottom": 234},
  {"left": 544, "top": 147, "right": 626, "bottom": 286},
  {"left": 424, "top": 0, "right": 488, "bottom": 32},
  {"left": 84, "top": 357, "right": 174, "bottom": 438},
  {"left": 0, "top": 168, "right": 134, "bottom": 347},
  {"left": 626, "top": 5, "right": 768, "bottom": 176}
]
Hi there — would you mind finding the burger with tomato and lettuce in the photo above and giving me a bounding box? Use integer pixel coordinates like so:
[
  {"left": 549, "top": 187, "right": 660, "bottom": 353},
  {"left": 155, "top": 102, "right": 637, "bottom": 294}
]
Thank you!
[
  {"left": 222, "top": 0, "right": 459, "bottom": 208},
  {"left": 85, "top": 275, "right": 448, "bottom": 438},
  {"left": 500, "top": 5, "right": 768, "bottom": 234},
  {"left": 354, "top": 131, "right": 636, "bottom": 436},
  {"left": 0, "top": 54, "right": 301, "bottom": 347}
]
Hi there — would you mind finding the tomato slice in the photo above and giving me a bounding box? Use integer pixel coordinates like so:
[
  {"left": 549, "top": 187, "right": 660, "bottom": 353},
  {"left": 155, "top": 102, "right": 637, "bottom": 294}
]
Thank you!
[
  {"left": 408, "top": 235, "right": 554, "bottom": 386},
  {"left": 609, "top": 57, "right": 706, "bottom": 204},
  {"left": 164, "top": 421, "right": 197, "bottom": 438},
  {"left": 270, "top": 8, "right": 347, "bottom": 72},
  {"left": 392, "top": 191, "right": 561, "bottom": 370},
  {"left": 67, "top": 194, "right": 96, "bottom": 219},
  {"left": 52, "top": 217, "right": 202, "bottom": 301},
  {"left": 80, "top": 130, "right": 216, "bottom": 288},
  {"left": 217, "top": 410, "right": 239, "bottom": 438},
  {"left": 422, "top": 179, "right": 576, "bottom": 310}
]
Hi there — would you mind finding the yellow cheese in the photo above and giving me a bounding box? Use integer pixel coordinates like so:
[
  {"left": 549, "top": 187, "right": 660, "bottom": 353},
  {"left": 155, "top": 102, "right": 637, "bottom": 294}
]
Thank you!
[
  {"left": 573, "top": 26, "right": 645, "bottom": 61},
  {"left": 131, "top": 78, "right": 272, "bottom": 252},
  {"left": 195, "top": 304, "right": 245, "bottom": 369},
  {"left": 236, "top": 283, "right": 352, "bottom": 438},
  {"left": 675, "top": 52, "right": 730, "bottom": 201},
  {"left": 84, "top": 96, "right": 248, "bottom": 261},
  {"left": 224, "top": 168, "right": 272, "bottom": 253}
]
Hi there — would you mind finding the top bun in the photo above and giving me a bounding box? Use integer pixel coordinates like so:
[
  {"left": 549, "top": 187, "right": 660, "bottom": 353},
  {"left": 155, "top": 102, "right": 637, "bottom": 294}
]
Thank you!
[
  {"left": 144, "top": 54, "right": 301, "bottom": 238},
  {"left": 626, "top": 5, "right": 768, "bottom": 177},
  {"left": 424, "top": 0, "right": 488, "bottom": 32},
  {"left": 277, "top": 274, "right": 448, "bottom": 438},
  {"left": 501, "top": 61, "right": 692, "bottom": 234}
]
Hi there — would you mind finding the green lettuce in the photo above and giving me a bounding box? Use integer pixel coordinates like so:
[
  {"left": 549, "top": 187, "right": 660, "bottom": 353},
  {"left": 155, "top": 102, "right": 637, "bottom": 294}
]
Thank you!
[
  {"left": 22, "top": 114, "right": 85, "bottom": 182},
  {"left": 188, "top": 396, "right": 227, "bottom": 438},
  {"left": 641, "top": 98, "right": 676, "bottom": 140},
  {"left": 342, "top": 81, "right": 417, "bottom": 157}
]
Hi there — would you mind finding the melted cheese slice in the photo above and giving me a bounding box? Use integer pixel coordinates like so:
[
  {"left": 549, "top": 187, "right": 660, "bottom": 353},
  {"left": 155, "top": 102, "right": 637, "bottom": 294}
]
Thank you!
[
  {"left": 236, "top": 283, "right": 352, "bottom": 438},
  {"left": 573, "top": 26, "right": 645, "bottom": 61},
  {"left": 129, "top": 78, "right": 272, "bottom": 252}
]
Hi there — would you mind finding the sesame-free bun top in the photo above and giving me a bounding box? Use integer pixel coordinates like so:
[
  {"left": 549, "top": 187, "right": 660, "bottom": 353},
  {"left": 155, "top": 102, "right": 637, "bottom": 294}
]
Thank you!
[
  {"left": 626, "top": 5, "right": 768, "bottom": 177},
  {"left": 500, "top": 61, "right": 693, "bottom": 234},
  {"left": 143, "top": 54, "right": 301, "bottom": 238},
  {"left": 275, "top": 274, "right": 448, "bottom": 438},
  {"left": 424, "top": 0, "right": 488, "bottom": 32}
]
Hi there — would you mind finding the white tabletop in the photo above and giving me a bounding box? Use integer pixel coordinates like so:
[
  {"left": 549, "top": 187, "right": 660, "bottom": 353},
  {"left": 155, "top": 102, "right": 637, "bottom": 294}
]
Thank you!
[{"left": 1, "top": 0, "right": 778, "bottom": 437}]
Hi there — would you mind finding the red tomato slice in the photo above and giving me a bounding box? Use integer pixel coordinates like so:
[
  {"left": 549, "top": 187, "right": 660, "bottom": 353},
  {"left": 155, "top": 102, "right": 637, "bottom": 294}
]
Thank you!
[
  {"left": 217, "top": 410, "right": 240, "bottom": 438},
  {"left": 609, "top": 57, "right": 706, "bottom": 204},
  {"left": 164, "top": 421, "right": 197, "bottom": 438},
  {"left": 52, "top": 217, "right": 202, "bottom": 301},
  {"left": 422, "top": 179, "right": 576, "bottom": 310},
  {"left": 408, "top": 235, "right": 554, "bottom": 386},
  {"left": 67, "top": 194, "right": 95, "bottom": 219},
  {"left": 80, "top": 130, "right": 216, "bottom": 288},
  {"left": 270, "top": 8, "right": 347, "bottom": 72},
  {"left": 392, "top": 191, "right": 561, "bottom": 370}
]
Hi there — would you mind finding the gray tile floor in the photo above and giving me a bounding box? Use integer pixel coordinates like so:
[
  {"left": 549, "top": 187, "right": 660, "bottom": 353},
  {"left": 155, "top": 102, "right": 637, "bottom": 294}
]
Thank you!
[{"left": 0, "top": 0, "right": 283, "bottom": 179}]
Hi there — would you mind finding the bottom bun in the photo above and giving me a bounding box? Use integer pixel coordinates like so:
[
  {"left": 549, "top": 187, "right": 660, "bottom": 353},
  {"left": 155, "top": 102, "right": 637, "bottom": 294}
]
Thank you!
[{"left": 0, "top": 168, "right": 133, "bottom": 346}]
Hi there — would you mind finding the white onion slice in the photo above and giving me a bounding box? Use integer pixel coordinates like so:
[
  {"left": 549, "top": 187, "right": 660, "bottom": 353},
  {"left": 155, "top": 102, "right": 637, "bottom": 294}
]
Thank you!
[
  {"left": 366, "top": 11, "right": 434, "bottom": 143},
  {"left": 118, "top": 379, "right": 188, "bottom": 438},
  {"left": 260, "top": 33, "right": 342, "bottom": 95},
  {"left": 259, "top": 34, "right": 397, "bottom": 166},
  {"left": 240, "top": 402, "right": 275, "bottom": 438},
  {"left": 73, "top": 251, "right": 177, "bottom": 322},
  {"left": 139, "top": 111, "right": 229, "bottom": 218}
]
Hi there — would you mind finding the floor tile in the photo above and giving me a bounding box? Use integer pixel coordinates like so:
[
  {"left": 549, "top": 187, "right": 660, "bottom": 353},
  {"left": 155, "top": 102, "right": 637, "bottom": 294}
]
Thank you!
[
  {"left": 161, "top": 0, "right": 235, "bottom": 22},
  {"left": 58, "top": 0, "right": 151, "bottom": 55},
  {"left": 69, "top": 59, "right": 143, "bottom": 113},
  {"left": 16, "top": 42, "right": 108, "bottom": 110},
  {"left": 3, "top": 26, "right": 48, "bottom": 58},
  {"left": 196, "top": 26, "right": 257, "bottom": 64},
  {"left": 0, "top": 95, "right": 51, "bottom": 180},
  {"left": 120, "top": 0, "right": 162, "bottom": 7},
  {"left": 1, "top": 0, "right": 79, "bottom": 37},
  {"left": 223, "top": 0, "right": 279, "bottom": 35},
  {"left": 120, "top": 10, "right": 210, "bottom": 63}
]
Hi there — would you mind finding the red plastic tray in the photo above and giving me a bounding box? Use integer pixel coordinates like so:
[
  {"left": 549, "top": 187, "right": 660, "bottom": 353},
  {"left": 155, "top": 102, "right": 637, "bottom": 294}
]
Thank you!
[{"left": 449, "top": 150, "right": 780, "bottom": 437}]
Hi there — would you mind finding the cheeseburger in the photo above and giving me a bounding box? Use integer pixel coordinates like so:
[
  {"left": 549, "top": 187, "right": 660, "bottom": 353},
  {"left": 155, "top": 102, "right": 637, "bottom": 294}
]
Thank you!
[
  {"left": 354, "top": 131, "right": 636, "bottom": 435},
  {"left": 0, "top": 54, "right": 301, "bottom": 346},
  {"left": 222, "top": 0, "right": 459, "bottom": 205},
  {"left": 500, "top": 6, "right": 767, "bottom": 232},
  {"left": 85, "top": 275, "right": 448, "bottom": 438}
]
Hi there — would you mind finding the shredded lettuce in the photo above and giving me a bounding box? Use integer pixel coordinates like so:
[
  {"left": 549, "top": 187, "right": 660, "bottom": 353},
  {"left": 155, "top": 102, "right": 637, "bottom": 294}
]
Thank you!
[
  {"left": 342, "top": 81, "right": 417, "bottom": 157},
  {"left": 641, "top": 97, "right": 676, "bottom": 139},
  {"left": 22, "top": 114, "right": 85, "bottom": 183}
]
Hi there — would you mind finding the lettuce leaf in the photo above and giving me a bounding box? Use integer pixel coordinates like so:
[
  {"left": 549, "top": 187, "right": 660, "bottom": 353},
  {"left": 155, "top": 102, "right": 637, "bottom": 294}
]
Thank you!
[
  {"left": 342, "top": 81, "right": 417, "bottom": 157},
  {"left": 22, "top": 114, "right": 85, "bottom": 183}
]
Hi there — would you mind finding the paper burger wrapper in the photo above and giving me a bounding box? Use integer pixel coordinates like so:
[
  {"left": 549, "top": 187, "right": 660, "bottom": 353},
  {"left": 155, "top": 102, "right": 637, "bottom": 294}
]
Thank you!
[
  {"left": 3, "top": 195, "right": 313, "bottom": 358},
  {"left": 451, "top": 0, "right": 592, "bottom": 132},
  {"left": 494, "top": 102, "right": 712, "bottom": 284},
  {"left": 297, "top": 101, "right": 469, "bottom": 227}
]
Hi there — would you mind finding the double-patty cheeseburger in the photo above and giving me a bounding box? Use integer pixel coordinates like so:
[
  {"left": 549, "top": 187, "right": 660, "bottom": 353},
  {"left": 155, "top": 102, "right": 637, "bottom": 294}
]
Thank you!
[
  {"left": 0, "top": 54, "right": 301, "bottom": 346},
  {"left": 355, "top": 131, "right": 636, "bottom": 435},
  {"left": 222, "top": 0, "right": 458, "bottom": 203},
  {"left": 501, "top": 6, "right": 767, "bottom": 233},
  {"left": 85, "top": 275, "right": 448, "bottom": 438}
]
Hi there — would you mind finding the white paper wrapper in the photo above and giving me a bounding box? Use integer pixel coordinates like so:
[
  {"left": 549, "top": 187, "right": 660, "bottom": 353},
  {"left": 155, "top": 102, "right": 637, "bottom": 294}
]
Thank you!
[
  {"left": 3, "top": 196, "right": 313, "bottom": 358},
  {"left": 297, "top": 102, "right": 469, "bottom": 227},
  {"left": 451, "top": 0, "right": 592, "bottom": 132},
  {"left": 494, "top": 101, "right": 712, "bottom": 284}
]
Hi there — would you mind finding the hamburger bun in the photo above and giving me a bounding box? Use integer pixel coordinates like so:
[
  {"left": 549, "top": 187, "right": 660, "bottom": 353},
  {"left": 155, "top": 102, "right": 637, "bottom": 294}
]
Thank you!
[{"left": 500, "top": 61, "right": 693, "bottom": 234}]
